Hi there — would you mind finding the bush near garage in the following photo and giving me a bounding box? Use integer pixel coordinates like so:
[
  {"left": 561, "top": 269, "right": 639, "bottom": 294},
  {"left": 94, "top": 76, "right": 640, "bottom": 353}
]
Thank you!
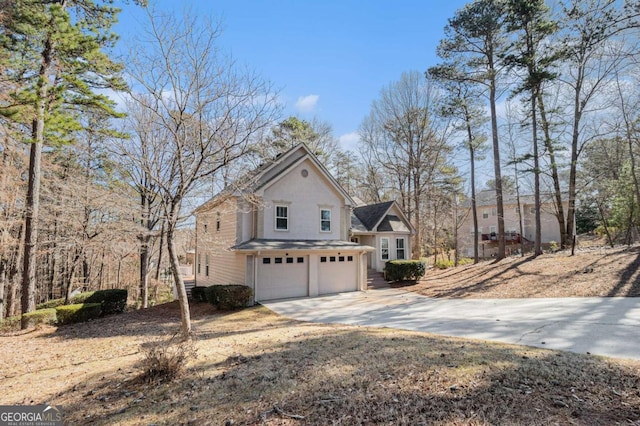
[
  {"left": 55, "top": 303, "right": 103, "bottom": 325},
  {"left": 204, "top": 285, "right": 253, "bottom": 310},
  {"left": 190, "top": 286, "right": 207, "bottom": 302},
  {"left": 384, "top": 260, "right": 426, "bottom": 282}
]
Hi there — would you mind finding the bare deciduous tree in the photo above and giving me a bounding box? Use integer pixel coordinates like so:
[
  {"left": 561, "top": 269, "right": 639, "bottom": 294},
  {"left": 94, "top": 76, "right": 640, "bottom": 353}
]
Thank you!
[{"left": 124, "top": 8, "right": 279, "bottom": 336}]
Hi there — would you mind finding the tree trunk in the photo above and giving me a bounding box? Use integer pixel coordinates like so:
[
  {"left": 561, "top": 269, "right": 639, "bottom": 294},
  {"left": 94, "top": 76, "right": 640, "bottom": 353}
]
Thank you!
[
  {"left": 532, "top": 93, "right": 542, "bottom": 257},
  {"left": 0, "top": 260, "right": 6, "bottom": 320},
  {"left": 21, "top": 138, "right": 42, "bottom": 321},
  {"left": 467, "top": 119, "right": 479, "bottom": 264},
  {"left": 489, "top": 69, "right": 505, "bottom": 260},
  {"left": 537, "top": 92, "right": 567, "bottom": 248},
  {"left": 139, "top": 236, "right": 150, "bottom": 309},
  {"left": 166, "top": 211, "right": 191, "bottom": 337},
  {"left": 155, "top": 220, "right": 165, "bottom": 281},
  {"left": 21, "top": 26, "right": 55, "bottom": 326}
]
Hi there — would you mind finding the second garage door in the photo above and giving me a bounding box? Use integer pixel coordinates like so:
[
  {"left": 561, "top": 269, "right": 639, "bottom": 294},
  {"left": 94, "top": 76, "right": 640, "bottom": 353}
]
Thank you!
[
  {"left": 318, "top": 254, "right": 358, "bottom": 295},
  {"left": 256, "top": 255, "right": 308, "bottom": 301}
]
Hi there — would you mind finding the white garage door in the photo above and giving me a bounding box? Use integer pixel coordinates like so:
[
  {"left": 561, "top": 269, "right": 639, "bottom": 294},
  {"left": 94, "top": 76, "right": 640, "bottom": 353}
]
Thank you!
[
  {"left": 318, "top": 253, "right": 358, "bottom": 295},
  {"left": 256, "top": 255, "right": 308, "bottom": 301}
]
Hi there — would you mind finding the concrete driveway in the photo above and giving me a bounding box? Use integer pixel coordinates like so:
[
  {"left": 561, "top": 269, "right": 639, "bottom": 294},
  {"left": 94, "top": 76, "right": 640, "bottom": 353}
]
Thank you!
[{"left": 262, "top": 288, "right": 640, "bottom": 360}]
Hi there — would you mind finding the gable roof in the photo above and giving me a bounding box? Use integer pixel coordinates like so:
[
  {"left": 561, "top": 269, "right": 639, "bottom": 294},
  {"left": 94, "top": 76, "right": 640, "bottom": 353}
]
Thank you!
[
  {"left": 353, "top": 201, "right": 395, "bottom": 231},
  {"left": 352, "top": 200, "right": 414, "bottom": 234},
  {"left": 195, "top": 143, "right": 355, "bottom": 213}
]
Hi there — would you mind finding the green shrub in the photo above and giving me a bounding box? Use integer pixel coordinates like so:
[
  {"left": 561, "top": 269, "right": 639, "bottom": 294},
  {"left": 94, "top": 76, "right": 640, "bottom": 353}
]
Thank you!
[
  {"left": 55, "top": 303, "right": 102, "bottom": 325},
  {"left": 36, "top": 298, "right": 65, "bottom": 310},
  {"left": 84, "top": 289, "right": 128, "bottom": 315},
  {"left": 204, "top": 285, "right": 253, "bottom": 310},
  {"left": 21, "top": 308, "right": 57, "bottom": 328},
  {"left": 1, "top": 315, "right": 22, "bottom": 332},
  {"left": 434, "top": 259, "right": 455, "bottom": 269},
  {"left": 385, "top": 260, "right": 426, "bottom": 282},
  {"left": 36, "top": 291, "right": 96, "bottom": 310},
  {"left": 190, "top": 286, "right": 207, "bottom": 302}
]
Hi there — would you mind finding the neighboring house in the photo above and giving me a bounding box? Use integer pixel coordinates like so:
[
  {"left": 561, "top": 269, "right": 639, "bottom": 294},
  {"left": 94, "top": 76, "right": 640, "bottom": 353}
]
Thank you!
[
  {"left": 194, "top": 143, "right": 414, "bottom": 302},
  {"left": 458, "top": 190, "right": 567, "bottom": 258}
]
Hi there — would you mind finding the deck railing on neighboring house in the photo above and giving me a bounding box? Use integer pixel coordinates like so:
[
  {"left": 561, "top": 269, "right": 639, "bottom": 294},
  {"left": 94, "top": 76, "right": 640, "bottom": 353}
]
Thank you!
[{"left": 481, "top": 232, "right": 522, "bottom": 243}]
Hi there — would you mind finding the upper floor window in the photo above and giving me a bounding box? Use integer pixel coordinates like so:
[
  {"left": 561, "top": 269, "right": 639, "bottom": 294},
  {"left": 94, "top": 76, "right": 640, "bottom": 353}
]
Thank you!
[
  {"left": 482, "top": 210, "right": 489, "bottom": 219},
  {"left": 381, "top": 238, "right": 389, "bottom": 260},
  {"left": 216, "top": 212, "right": 221, "bottom": 231},
  {"left": 491, "top": 207, "right": 497, "bottom": 216},
  {"left": 275, "top": 205, "right": 288, "bottom": 231},
  {"left": 396, "top": 238, "right": 405, "bottom": 260},
  {"left": 320, "top": 209, "right": 331, "bottom": 232},
  {"left": 204, "top": 224, "right": 208, "bottom": 233}
]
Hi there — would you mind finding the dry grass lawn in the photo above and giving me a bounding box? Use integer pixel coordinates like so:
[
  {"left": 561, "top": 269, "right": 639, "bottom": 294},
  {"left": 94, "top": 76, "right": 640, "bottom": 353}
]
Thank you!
[
  {"left": 2, "top": 301, "right": 640, "bottom": 425},
  {"left": 397, "top": 244, "right": 640, "bottom": 298}
]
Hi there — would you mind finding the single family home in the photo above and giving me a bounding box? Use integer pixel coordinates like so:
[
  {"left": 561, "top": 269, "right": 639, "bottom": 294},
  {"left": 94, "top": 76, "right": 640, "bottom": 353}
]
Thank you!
[{"left": 193, "top": 143, "right": 414, "bottom": 302}]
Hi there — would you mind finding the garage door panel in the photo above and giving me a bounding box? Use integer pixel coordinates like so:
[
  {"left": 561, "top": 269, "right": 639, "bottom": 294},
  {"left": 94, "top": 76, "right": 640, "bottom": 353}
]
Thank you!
[
  {"left": 257, "top": 255, "right": 308, "bottom": 301},
  {"left": 318, "top": 254, "right": 357, "bottom": 295}
]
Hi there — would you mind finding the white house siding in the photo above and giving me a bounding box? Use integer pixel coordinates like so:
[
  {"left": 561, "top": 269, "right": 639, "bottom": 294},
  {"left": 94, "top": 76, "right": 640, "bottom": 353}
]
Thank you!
[
  {"left": 369, "top": 234, "right": 410, "bottom": 273},
  {"left": 261, "top": 159, "right": 346, "bottom": 240},
  {"left": 195, "top": 198, "right": 246, "bottom": 286}
]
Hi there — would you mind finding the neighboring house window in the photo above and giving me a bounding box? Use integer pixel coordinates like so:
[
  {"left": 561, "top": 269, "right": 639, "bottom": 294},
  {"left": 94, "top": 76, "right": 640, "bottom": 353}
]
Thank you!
[
  {"left": 205, "top": 254, "right": 209, "bottom": 277},
  {"left": 275, "top": 205, "right": 288, "bottom": 231},
  {"left": 216, "top": 212, "right": 220, "bottom": 231},
  {"left": 204, "top": 224, "right": 207, "bottom": 233},
  {"left": 396, "top": 238, "right": 405, "bottom": 260},
  {"left": 515, "top": 207, "right": 520, "bottom": 213},
  {"left": 381, "top": 238, "right": 389, "bottom": 260},
  {"left": 351, "top": 237, "right": 359, "bottom": 243},
  {"left": 491, "top": 207, "right": 497, "bottom": 216},
  {"left": 530, "top": 207, "right": 535, "bottom": 215},
  {"left": 482, "top": 210, "right": 489, "bottom": 219},
  {"left": 320, "top": 209, "right": 331, "bottom": 232},
  {"left": 490, "top": 226, "right": 497, "bottom": 234},
  {"left": 197, "top": 253, "right": 201, "bottom": 274}
]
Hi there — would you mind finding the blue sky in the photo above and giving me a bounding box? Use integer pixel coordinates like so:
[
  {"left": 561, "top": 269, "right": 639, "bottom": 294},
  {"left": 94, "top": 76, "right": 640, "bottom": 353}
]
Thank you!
[{"left": 114, "top": 1, "right": 470, "bottom": 151}]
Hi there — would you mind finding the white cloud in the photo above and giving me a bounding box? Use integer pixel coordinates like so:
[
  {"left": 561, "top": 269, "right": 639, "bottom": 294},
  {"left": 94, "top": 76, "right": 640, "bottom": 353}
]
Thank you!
[
  {"left": 339, "top": 131, "right": 360, "bottom": 150},
  {"left": 295, "top": 94, "right": 319, "bottom": 113}
]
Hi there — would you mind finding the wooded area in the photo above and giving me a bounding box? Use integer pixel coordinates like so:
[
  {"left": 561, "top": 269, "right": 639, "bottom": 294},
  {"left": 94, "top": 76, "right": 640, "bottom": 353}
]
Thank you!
[{"left": 2, "top": 0, "right": 640, "bottom": 334}]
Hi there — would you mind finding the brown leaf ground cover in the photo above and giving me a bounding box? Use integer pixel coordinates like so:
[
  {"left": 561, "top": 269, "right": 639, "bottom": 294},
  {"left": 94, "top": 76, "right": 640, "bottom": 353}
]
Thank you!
[
  {"left": 396, "top": 244, "right": 640, "bottom": 298},
  {"left": 2, "top": 301, "right": 640, "bottom": 425}
]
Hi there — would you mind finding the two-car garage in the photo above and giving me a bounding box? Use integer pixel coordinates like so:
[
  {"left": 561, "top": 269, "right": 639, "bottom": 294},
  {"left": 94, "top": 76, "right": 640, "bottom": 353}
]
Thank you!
[{"left": 254, "top": 251, "right": 360, "bottom": 302}]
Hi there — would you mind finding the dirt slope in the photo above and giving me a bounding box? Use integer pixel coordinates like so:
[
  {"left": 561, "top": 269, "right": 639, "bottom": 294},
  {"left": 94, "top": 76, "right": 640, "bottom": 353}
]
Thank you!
[{"left": 396, "top": 245, "right": 640, "bottom": 298}]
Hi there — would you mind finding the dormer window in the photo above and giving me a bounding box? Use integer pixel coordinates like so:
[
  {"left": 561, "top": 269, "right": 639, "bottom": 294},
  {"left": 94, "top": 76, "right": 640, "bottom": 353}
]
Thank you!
[{"left": 275, "top": 205, "right": 288, "bottom": 231}]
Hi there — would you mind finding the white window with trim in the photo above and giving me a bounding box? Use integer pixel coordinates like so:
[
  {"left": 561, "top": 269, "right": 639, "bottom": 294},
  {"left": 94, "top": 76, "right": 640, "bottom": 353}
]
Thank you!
[
  {"left": 320, "top": 209, "right": 331, "bottom": 232},
  {"left": 275, "top": 205, "right": 288, "bottom": 231},
  {"left": 205, "top": 254, "right": 210, "bottom": 277},
  {"left": 396, "top": 238, "right": 405, "bottom": 260},
  {"left": 482, "top": 210, "right": 489, "bottom": 219},
  {"left": 381, "top": 237, "right": 389, "bottom": 260}
]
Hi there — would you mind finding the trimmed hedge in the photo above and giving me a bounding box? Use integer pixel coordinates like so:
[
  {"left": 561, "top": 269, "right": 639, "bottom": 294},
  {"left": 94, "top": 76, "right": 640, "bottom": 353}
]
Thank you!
[
  {"left": 56, "top": 303, "right": 102, "bottom": 325},
  {"left": 190, "top": 286, "right": 207, "bottom": 302},
  {"left": 36, "top": 291, "right": 98, "bottom": 310},
  {"left": 21, "top": 308, "right": 58, "bottom": 328},
  {"left": 384, "top": 260, "right": 426, "bottom": 282},
  {"left": 84, "top": 289, "right": 128, "bottom": 315},
  {"left": 204, "top": 285, "right": 253, "bottom": 310}
]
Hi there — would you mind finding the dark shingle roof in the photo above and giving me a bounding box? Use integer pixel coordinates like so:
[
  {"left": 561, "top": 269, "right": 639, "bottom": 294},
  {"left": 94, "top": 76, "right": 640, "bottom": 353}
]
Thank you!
[
  {"left": 377, "top": 215, "right": 410, "bottom": 232},
  {"left": 352, "top": 201, "right": 394, "bottom": 231},
  {"left": 231, "top": 239, "right": 374, "bottom": 251}
]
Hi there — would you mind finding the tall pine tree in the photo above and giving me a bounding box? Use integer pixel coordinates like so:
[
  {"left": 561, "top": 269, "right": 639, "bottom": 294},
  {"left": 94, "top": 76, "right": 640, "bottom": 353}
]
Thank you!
[{"left": 0, "top": 0, "right": 128, "bottom": 325}]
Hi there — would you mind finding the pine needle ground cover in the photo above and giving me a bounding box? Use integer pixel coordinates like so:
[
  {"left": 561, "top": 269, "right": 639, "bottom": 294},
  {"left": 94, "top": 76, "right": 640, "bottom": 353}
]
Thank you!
[{"left": 1, "top": 301, "right": 639, "bottom": 425}]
